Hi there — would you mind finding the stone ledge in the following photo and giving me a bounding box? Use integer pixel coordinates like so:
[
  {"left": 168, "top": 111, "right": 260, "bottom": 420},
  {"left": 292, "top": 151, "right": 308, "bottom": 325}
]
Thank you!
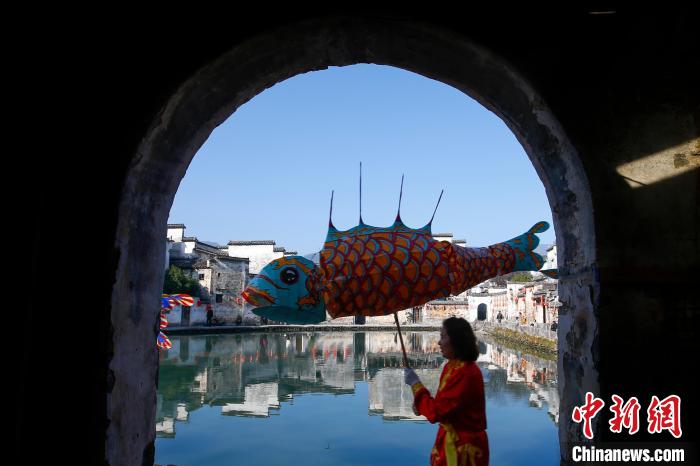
[{"left": 165, "top": 324, "right": 442, "bottom": 334}]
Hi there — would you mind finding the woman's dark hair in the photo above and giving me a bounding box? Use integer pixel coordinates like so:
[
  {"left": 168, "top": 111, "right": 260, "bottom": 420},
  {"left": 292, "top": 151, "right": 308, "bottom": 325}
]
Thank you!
[{"left": 443, "top": 317, "right": 479, "bottom": 361}]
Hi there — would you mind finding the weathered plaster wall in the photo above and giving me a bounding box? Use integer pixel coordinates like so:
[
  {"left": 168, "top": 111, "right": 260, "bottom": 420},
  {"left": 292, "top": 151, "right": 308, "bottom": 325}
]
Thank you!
[
  {"left": 165, "top": 304, "right": 207, "bottom": 326},
  {"left": 210, "top": 260, "right": 249, "bottom": 322},
  {"left": 196, "top": 267, "right": 212, "bottom": 299}
]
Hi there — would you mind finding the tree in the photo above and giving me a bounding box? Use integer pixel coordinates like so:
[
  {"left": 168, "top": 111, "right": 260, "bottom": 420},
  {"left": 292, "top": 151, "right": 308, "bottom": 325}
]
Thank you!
[
  {"left": 163, "top": 265, "right": 200, "bottom": 296},
  {"left": 490, "top": 276, "right": 507, "bottom": 287},
  {"left": 506, "top": 271, "right": 532, "bottom": 283}
]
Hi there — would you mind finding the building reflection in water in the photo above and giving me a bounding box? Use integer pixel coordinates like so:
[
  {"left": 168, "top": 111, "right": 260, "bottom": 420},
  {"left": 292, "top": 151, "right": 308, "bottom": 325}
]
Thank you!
[{"left": 156, "top": 331, "right": 558, "bottom": 437}]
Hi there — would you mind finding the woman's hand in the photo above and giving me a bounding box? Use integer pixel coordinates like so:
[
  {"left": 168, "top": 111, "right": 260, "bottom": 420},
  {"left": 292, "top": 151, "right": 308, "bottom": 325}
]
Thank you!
[{"left": 404, "top": 368, "right": 421, "bottom": 386}]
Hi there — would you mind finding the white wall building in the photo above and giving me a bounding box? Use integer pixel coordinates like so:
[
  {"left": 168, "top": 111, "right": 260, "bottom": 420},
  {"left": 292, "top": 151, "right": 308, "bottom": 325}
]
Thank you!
[
  {"left": 167, "top": 224, "right": 186, "bottom": 242},
  {"left": 166, "top": 224, "right": 251, "bottom": 324},
  {"left": 227, "top": 241, "right": 287, "bottom": 275},
  {"left": 467, "top": 293, "right": 491, "bottom": 321},
  {"left": 506, "top": 282, "right": 527, "bottom": 320},
  {"left": 544, "top": 243, "right": 557, "bottom": 270},
  {"left": 432, "top": 232, "right": 453, "bottom": 243}
]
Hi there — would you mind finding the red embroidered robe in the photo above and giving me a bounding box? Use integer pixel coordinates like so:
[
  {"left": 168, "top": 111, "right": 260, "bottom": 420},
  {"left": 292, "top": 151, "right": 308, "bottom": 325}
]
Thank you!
[{"left": 412, "top": 360, "right": 489, "bottom": 466}]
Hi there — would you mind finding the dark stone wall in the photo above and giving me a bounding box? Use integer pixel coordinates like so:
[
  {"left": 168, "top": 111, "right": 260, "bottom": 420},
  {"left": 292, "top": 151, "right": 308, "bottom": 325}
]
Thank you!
[{"left": 17, "top": 7, "right": 698, "bottom": 465}]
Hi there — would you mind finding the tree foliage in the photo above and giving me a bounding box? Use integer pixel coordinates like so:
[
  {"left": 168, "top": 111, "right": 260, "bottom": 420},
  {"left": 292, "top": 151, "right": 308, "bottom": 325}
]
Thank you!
[
  {"left": 506, "top": 271, "right": 532, "bottom": 283},
  {"left": 163, "top": 265, "right": 200, "bottom": 296}
]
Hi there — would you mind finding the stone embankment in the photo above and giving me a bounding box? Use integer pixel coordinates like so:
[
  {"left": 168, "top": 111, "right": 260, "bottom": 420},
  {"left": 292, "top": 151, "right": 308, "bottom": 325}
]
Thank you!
[
  {"left": 475, "top": 321, "right": 557, "bottom": 357},
  {"left": 165, "top": 323, "right": 442, "bottom": 335},
  {"left": 166, "top": 320, "right": 558, "bottom": 355}
]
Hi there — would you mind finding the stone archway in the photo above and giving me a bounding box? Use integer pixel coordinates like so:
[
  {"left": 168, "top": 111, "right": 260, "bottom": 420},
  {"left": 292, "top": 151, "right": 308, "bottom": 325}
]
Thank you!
[{"left": 109, "top": 17, "right": 597, "bottom": 465}]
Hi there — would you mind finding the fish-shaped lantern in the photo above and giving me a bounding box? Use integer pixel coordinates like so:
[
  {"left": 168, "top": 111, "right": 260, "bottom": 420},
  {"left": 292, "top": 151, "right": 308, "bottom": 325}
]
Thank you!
[{"left": 242, "top": 178, "right": 556, "bottom": 324}]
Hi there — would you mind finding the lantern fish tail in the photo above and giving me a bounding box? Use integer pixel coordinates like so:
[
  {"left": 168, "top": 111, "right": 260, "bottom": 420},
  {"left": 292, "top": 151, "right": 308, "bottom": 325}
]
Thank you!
[
  {"left": 503, "top": 221, "right": 551, "bottom": 273},
  {"left": 442, "top": 241, "right": 513, "bottom": 295},
  {"left": 444, "top": 221, "right": 554, "bottom": 296}
]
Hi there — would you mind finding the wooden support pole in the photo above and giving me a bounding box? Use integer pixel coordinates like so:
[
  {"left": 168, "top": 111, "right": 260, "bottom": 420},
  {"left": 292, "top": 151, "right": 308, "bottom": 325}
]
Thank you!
[{"left": 393, "top": 312, "right": 409, "bottom": 368}]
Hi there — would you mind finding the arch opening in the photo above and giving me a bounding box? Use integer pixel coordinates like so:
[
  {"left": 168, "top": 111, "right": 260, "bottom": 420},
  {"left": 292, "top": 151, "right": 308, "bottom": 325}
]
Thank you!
[
  {"left": 477, "top": 303, "right": 488, "bottom": 321},
  {"left": 109, "top": 18, "right": 597, "bottom": 466}
]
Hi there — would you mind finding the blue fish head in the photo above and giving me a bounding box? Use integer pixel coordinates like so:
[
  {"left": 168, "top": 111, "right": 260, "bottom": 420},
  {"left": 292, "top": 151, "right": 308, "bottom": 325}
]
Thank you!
[{"left": 241, "top": 256, "right": 326, "bottom": 324}]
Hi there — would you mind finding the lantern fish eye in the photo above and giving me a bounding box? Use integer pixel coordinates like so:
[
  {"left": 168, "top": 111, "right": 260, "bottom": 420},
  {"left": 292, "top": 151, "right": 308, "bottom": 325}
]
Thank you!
[{"left": 280, "top": 267, "right": 299, "bottom": 285}]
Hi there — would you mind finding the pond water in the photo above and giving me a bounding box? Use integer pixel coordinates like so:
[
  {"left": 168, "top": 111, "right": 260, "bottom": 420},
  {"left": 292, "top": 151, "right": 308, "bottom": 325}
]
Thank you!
[{"left": 155, "top": 331, "right": 559, "bottom": 466}]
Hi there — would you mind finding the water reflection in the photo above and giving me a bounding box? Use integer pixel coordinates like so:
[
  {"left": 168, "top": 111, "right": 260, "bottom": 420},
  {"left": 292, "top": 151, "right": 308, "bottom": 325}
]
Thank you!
[{"left": 156, "top": 331, "right": 558, "bottom": 434}]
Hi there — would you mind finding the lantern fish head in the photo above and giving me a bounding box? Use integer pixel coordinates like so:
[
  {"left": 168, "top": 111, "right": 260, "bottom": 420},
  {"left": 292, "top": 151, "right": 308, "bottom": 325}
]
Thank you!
[{"left": 241, "top": 255, "right": 326, "bottom": 324}]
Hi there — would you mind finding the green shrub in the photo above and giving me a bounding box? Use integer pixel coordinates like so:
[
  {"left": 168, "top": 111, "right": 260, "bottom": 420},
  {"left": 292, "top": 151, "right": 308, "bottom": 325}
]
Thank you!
[{"left": 163, "top": 265, "right": 200, "bottom": 296}]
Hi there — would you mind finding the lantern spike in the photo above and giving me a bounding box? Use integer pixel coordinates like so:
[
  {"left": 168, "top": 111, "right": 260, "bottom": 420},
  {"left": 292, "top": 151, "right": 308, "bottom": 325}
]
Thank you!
[{"left": 428, "top": 189, "right": 444, "bottom": 225}]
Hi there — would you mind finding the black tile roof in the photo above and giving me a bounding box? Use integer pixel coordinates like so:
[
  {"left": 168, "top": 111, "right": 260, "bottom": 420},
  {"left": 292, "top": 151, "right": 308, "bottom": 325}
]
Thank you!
[
  {"left": 216, "top": 255, "right": 249, "bottom": 262},
  {"left": 228, "top": 240, "right": 276, "bottom": 245}
]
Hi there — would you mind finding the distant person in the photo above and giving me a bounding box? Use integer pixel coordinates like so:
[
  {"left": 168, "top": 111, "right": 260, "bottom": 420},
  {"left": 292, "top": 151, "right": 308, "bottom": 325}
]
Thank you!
[
  {"left": 550, "top": 320, "right": 558, "bottom": 331},
  {"left": 404, "top": 317, "right": 489, "bottom": 466},
  {"left": 496, "top": 311, "right": 503, "bottom": 324},
  {"left": 206, "top": 304, "right": 213, "bottom": 326},
  {"left": 235, "top": 314, "right": 243, "bottom": 326}
]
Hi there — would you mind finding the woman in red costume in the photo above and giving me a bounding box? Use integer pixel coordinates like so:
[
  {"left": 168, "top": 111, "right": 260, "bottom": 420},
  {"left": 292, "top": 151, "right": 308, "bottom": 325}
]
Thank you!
[{"left": 405, "top": 317, "right": 489, "bottom": 466}]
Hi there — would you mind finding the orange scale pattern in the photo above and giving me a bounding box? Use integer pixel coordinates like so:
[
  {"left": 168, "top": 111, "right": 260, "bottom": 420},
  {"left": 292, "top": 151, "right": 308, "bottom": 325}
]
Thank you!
[{"left": 318, "top": 231, "right": 517, "bottom": 319}]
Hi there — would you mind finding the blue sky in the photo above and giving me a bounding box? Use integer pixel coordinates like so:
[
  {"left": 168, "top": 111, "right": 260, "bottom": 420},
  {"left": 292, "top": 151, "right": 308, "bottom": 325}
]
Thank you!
[{"left": 169, "top": 64, "right": 555, "bottom": 255}]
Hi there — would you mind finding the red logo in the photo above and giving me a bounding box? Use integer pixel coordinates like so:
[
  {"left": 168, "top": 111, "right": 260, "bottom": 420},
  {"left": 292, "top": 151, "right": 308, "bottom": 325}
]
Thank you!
[
  {"left": 647, "top": 395, "right": 682, "bottom": 438},
  {"left": 609, "top": 395, "right": 641, "bottom": 435},
  {"left": 573, "top": 393, "right": 683, "bottom": 439},
  {"left": 572, "top": 392, "right": 605, "bottom": 440}
]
